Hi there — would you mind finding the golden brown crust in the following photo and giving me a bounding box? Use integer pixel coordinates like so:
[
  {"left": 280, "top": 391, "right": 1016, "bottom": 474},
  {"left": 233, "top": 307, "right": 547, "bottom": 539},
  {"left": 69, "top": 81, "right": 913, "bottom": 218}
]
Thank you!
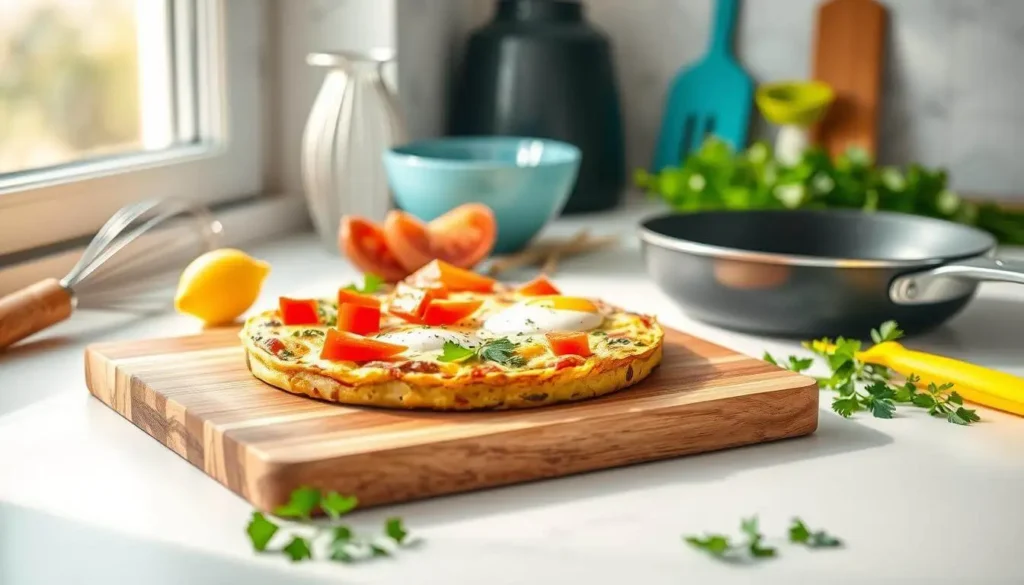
[{"left": 246, "top": 343, "right": 663, "bottom": 410}]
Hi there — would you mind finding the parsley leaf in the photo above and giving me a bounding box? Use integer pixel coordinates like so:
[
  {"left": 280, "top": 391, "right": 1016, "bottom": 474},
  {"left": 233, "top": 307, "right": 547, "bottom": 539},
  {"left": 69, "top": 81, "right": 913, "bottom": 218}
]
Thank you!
[
  {"left": 438, "top": 340, "right": 476, "bottom": 363},
  {"left": 763, "top": 352, "right": 778, "bottom": 366},
  {"left": 685, "top": 535, "right": 732, "bottom": 557},
  {"left": 386, "top": 517, "right": 409, "bottom": 545},
  {"left": 273, "top": 486, "right": 321, "bottom": 519},
  {"left": 478, "top": 338, "right": 526, "bottom": 367},
  {"left": 344, "top": 273, "right": 383, "bottom": 294},
  {"left": 871, "top": 320, "right": 904, "bottom": 343},
  {"left": 333, "top": 526, "right": 353, "bottom": 542},
  {"left": 282, "top": 536, "right": 313, "bottom": 562},
  {"left": 246, "top": 512, "right": 278, "bottom": 552},
  {"left": 949, "top": 406, "right": 980, "bottom": 426},
  {"left": 321, "top": 492, "right": 358, "bottom": 519},
  {"left": 787, "top": 356, "right": 814, "bottom": 373},
  {"left": 789, "top": 518, "right": 842, "bottom": 548},
  {"left": 831, "top": 396, "right": 861, "bottom": 418}
]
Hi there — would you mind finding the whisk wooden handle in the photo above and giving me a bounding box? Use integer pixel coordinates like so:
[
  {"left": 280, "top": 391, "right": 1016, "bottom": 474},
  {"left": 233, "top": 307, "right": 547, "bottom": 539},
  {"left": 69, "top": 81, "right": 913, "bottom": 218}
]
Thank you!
[{"left": 0, "top": 278, "right": 74, "bottom": 350}]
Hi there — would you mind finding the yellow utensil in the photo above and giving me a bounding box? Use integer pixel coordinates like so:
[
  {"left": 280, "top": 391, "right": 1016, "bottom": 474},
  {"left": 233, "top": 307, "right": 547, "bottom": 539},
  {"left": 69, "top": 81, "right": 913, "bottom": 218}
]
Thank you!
[{"left": 836, "top": 341, "right": 1024, "bottom": 416}]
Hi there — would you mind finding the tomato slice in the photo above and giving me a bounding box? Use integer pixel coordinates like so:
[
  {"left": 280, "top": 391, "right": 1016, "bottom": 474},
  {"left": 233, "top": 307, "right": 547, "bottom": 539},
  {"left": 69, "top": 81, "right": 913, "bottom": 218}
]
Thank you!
[
  {"left": 337, "top": 289, "right": 381, "bottom": 308},
  {"left": 405, "top": 259, "right": 496, "bottom": 292},
  {"left": 383, "top": 210, "right": 434, "bottom": 273},
  {"left": 320, "top": 329, "right": 407, "bottom": 362},
  {"left": 421, "top": 299, "right": 483, "bottom": 326},
  {"left": 545, "top": 332, "right": 592, "bottom": 357},
  {"left": 337, "top": 303, "right": 381, "bottom": 335},
  {"left": 279, "top": 297, "right": 320, "bottom": 325},
  {"left": 339, "top": 216, "right": 410, "bottom": 282},
  {"left": 426, "top": 203, "right": 497, "bottom": 269},
  {"left": 516, "top": 275, "right": 561, "bottom": 296}
]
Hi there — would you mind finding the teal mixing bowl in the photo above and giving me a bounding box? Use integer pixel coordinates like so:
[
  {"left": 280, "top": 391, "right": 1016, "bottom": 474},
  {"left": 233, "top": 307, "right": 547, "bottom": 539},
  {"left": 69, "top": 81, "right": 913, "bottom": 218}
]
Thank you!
[{"left": 383, "top": 137, "right": 581, "bottom": 253}]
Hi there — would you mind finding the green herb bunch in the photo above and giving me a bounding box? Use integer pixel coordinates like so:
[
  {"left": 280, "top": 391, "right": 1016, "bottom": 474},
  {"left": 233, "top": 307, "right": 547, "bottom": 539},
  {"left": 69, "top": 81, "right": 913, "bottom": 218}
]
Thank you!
[
  {"left": 765, "top": 321, "right": 980, "bottom": 425},
  {"left": 246, "top": 486, "right": 416, "bottom": 563},
  {"left": 438, "top": 338, "right": 526, "bottom": 368},
  {"left": 635, "top": 137, "right": 1024, "bottom": 244}
]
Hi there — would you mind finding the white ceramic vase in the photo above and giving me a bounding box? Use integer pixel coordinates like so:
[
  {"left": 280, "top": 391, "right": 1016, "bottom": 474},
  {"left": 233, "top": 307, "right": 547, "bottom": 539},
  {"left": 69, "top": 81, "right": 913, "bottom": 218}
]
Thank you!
[{"left": 301, "top": 50, "right": 407, "bottom": 250}]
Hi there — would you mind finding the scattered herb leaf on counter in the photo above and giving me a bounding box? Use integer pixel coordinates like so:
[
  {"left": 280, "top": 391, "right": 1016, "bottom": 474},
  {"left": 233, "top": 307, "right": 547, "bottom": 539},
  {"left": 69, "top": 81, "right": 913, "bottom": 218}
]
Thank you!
[
  {"left": 244, "top": 486, "right": 419, "bottom": 563},
  {"left": 636, "top": 137, "right": 1024, "bottom": 245},
  {"left": 343, "top": 273, "right": 384, "bottom": 294},
  {"left": 685, "top": 516, "right": 841, "bottom": 562},
  {"left": 788, "top": 518, "right": 843, "bottom": 548},
  {"left": 764, "top": 320, "right": 980, "bottom": 425}
]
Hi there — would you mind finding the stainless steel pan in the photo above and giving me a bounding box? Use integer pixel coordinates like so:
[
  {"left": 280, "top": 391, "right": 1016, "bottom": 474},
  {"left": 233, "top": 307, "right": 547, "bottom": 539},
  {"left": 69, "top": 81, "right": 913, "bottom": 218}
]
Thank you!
[{"left": 638, "top": 209, "right": 1024, "bottom": 338}]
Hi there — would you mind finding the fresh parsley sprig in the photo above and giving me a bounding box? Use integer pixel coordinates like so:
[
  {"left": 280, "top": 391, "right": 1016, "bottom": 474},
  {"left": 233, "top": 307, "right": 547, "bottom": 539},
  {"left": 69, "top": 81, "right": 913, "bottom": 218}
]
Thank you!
[
  {"left": 245, "top": 486, "right": 417, "bottom": 563},
  {"left": 439, "top": 338, "right": 526, "bottom": 368},
  {"left": 765, "top": 320, "right": 979, "bottom": 425},
  {"left": 685, "top": 516, "right": 775, "bottom": 561},
  {"left": 788, "top": 518, "right": 842, "bottom": 548},
  {"left": 685, "top": 516, "right": 842, "bottom": 563}
]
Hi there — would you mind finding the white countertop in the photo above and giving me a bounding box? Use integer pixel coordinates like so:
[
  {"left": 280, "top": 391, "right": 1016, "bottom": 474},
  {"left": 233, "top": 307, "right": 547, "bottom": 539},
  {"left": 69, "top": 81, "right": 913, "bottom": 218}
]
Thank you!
[{"left": 3, "top": 201, "right": 1024, "bottom": 585}]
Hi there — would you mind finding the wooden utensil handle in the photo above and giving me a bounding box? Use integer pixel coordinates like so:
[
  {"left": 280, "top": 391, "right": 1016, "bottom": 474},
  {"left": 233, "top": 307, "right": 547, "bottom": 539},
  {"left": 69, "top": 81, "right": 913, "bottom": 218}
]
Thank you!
[{"left": 0, "top": 278, "right": 74, "bottom": 350}]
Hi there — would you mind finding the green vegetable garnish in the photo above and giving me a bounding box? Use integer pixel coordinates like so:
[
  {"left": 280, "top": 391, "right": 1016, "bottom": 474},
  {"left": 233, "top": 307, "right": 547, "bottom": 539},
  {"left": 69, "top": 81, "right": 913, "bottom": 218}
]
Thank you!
[
  {"left": 244, "top": 486, "right": 418, "bottom": 563},
  {"left": 637, "top": 137, "right": 1024, "bottom": 245},
  {"left": 686, "top": 516, "right": 842, "bottom": 563},
  {"left": 438, "top": 340, "right": 477, "bottom": 363},
  {"left": 684, "top": 516, "right": 775, "bottom": 561},
  {"left": 789, "top": 518, "right": 842, "bottom": 548},
  {"left": 438, "top": 338, "right": 526, "bottom": 368},
  {"left": 344, "top": 273, "right": 384, "bottom": 294},
  {"left": 764, "top": 320, "right": 979, "bottom": 425}
]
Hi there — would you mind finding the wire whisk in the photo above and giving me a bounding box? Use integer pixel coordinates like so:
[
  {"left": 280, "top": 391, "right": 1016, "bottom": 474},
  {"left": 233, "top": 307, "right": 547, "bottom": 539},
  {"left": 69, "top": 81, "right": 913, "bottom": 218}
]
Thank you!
[{"left": 0, "top": 198, "right": 222, "bottom": 350}]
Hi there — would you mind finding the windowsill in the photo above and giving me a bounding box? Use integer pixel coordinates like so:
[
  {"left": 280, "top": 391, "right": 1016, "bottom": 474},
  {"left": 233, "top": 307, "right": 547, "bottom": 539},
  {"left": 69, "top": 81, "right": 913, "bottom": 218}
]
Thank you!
[{"left": 0, "top": 193, "right": 310, "bottom": 297}]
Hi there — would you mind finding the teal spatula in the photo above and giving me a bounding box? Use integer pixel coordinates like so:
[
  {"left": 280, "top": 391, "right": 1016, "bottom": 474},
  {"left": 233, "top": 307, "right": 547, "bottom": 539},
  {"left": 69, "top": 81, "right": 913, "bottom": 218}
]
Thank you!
[{"left": 652, "top": 0, "right": 754, "bottom": 171}]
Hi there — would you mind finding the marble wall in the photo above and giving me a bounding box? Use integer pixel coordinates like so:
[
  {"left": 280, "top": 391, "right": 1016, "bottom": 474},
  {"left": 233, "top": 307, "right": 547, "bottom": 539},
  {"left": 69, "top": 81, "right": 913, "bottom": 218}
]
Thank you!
[{"left": 445, "top": 0, "right": 1024, "bottom": 198}]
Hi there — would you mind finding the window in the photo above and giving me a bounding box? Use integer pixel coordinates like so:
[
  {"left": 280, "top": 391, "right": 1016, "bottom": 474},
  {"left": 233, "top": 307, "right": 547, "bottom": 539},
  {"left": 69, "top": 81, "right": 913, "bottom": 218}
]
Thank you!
[{"left": 0, "top": 0, "right": 264, "bottom": 256}]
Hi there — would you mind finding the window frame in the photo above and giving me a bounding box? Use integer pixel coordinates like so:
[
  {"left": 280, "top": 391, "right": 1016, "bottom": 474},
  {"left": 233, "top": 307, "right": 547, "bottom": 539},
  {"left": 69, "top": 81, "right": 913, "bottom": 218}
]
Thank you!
[{"left": 0, "top": 0, "right": 265, "bottom": 256}]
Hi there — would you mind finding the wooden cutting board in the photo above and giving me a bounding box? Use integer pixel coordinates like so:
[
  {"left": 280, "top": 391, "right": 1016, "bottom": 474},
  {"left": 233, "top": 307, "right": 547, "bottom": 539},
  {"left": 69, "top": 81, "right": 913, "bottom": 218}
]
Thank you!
[
  {"left": 810, "top": 0, "right": 887, "bottom": 158},
  {"left": 84, "top": 327, "right": 818, "bottom": 512}
]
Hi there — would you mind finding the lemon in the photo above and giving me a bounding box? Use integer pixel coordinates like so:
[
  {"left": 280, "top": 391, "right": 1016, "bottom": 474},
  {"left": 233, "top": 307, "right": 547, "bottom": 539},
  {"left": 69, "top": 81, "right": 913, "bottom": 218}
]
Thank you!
[{"left": 174, "top": 248, "right": 271, "bottom": 326}]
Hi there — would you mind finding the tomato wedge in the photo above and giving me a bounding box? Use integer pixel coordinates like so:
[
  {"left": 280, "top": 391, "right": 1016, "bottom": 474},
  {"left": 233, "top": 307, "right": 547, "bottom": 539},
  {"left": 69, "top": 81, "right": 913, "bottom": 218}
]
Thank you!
[
  {"left": 320, "top": 329, "right": 407, "bottom": 362},
  {"left": 426, "top": 203, "right": 497, "bottom": 269},
  {"left": 383, "top": 210, "right": 434, "bottom": 273},
  {"left": 421, "top": 299, "right": 483, "bottom": 326},
  {"left": 339, "top": 216, "right": 409, "bottom": 282},
  {"left": 405, "top": 259, "right": 496, "bottom": 292},
  {"left": 279, "top": 297, "right": 319, "bottom": 325},
  {"left": 337, "top": 289, "right": 381, "bottom": 308},
  {"left": 545, "top": 332, "right": 592, "bottom": 357},
  {"left": 337, "top": 303, "right": 381, "bottom": 335},
  {"left": 516, "top": 275, "right": 561, "bottom": 296}
]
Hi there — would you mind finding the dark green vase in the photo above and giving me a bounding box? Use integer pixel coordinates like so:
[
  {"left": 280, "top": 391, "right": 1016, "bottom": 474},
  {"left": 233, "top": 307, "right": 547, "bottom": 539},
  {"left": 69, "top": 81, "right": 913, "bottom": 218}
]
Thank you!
[{"left": 448, "top": 0, "right": 626, "bottom": 214}]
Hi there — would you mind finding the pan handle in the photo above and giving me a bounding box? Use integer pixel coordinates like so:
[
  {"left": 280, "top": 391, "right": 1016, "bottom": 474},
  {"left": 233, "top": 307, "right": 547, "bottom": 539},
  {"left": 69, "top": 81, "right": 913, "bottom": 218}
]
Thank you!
[{"left": 890, "top": 256, "right": 1024, "bottom": 305}]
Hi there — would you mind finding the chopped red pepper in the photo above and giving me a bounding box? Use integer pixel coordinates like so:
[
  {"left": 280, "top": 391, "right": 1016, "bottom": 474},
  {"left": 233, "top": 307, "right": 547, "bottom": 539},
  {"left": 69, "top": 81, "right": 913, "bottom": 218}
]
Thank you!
[
  {"left": 545, "top": 332, "right": 592, "bottom": 357},
  {"left": 516, "top": 275, "right": 561, "bottom": 296},
  {"left": 421, "top": 299, "right": 483, "bottom": 326},
  {"left": 337, "top": 303, "right": 381, "bottom": 335},
  {"left": 337, "top": 289, "right": 381, "bottom": 308},
  {"left": 279, "top": 297, "right": 319, "bottom": 325},
  {"left": 320, "top": 329, "right": 407, "bottom": 362}
]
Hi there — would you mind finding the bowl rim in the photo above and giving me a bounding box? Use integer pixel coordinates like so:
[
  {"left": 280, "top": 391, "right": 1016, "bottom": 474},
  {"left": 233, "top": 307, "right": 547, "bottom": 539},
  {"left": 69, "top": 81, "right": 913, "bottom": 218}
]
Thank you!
[{"left": 385, "top": 136, "right": 581, "bottom": 169}]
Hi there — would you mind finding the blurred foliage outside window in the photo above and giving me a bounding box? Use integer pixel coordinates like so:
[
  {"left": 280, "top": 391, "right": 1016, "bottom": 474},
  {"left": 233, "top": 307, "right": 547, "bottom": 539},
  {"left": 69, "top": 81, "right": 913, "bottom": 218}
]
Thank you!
[{"left": 0, "top": 0, "right": 159, "bottom": 176}]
